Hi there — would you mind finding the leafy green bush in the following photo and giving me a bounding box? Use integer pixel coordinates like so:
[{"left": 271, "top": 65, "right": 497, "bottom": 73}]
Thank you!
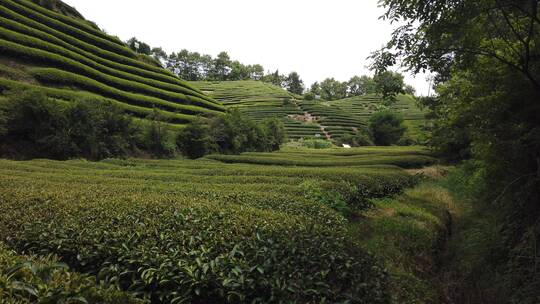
[
  {"left": 0, "top": 89, "right": 144, "bottom": 160},
  {"left": 0, "top": 160, "right": 392, "bottom": 303},
  {"left": 0, "top": 244, "right": 143, "bottom": 303},
  {"left": 176, "top": 118, "right": 213, "bottom": 159},
  {"left": 369, "top": 110, "right": 407, "bottom": 145},
  {"left": 301, "top": 139, "right": 333, "bottom": 149},
  {"left": 140, "top": 110, "right": 178, "bottom": 158},
  {"left": 208, "top": 109, "right": 285, "bottom": 154},
  {"left": 300, "top": 180, "right": 352, "bottom": 217}
]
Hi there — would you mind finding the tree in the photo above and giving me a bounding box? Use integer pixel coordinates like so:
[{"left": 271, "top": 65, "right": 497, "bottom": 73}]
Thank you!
[
  {"left": 261, "top": 118, "right": 286, "bottom": 150},
  {"left": 368, "top": 110, "right": 406, "bottom": 145},
  {"left": 308, "top": 82, "right": 322, "bottom": 97},
  {"left": 177, "top": 118, "right": 213, "bottom": 159},
  {"left": 320, "top": 78, "right": 347, "bottom": 100},
  {"left": 126, "top": 37, "right": 151, "bottom": 55},
  {"left": 212, "top": 51, "right": 232, "bottom": 81},
  {"left": 284, "top": 72, "right": 304, "bottom": 95},
  {"left": 249, "top": 64, "right": 264, "bottom": 80},
  {"left": 263, "top": 70, "right": 285, "bottom": 87},
  {"left": 347, "top": 75, "right": 376, "bottom": 96},
  {"left": 404, "top": 84, "right": 416, "bottom": 96},
  {"left": 150, "top": 47, "right": 168, "bottom": 65},
  {"left": 374, "top": 0, "right": 540, "bottom": 300},
  {"left": 373, "top": 71, "right": 405, "bottom": 104}
]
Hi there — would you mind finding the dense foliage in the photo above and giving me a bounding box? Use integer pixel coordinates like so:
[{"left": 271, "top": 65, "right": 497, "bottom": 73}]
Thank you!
[
  {"left": 0, "top": 244, "right": 142, "bottom": 303},
  {"left": 0, "top": 89, "right": 136, "bottom": 160},
  {"left": 305, "top": 72, "right": 408, "bottom": 101},
  {"left": 0, "top": 89, "right": 284, "bottom": 160},
  {"left": 369, "top": 110, "right": 407, "bottom": 146},
  {"left": 375, "top": 0, "right": 540, "bottom": 302},
  {"left": 177, "top": 110, "right": 286, "bottom": 159}
]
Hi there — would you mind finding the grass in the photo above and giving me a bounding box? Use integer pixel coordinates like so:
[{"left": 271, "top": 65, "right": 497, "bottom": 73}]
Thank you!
[{"left": 351, "top": 179, "right": 455, "bottom": 303}]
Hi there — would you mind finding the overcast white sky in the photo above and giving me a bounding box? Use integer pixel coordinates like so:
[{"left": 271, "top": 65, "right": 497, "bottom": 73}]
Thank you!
[{"left": 62, "top": 0, "right": 432, "bottom": 95}]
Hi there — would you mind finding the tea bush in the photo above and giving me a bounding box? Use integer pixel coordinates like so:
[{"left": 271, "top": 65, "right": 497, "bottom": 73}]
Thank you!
[{"left": 0, "top": 158, "right": 403, "bottom": 303}]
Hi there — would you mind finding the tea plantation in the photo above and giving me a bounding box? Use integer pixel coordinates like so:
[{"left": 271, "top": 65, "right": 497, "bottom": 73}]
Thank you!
[
  {"left": 190, "top": 81, "right": 428, "bottom": 142},
  {"left": 0, "top": 0, "right": 225, "bottom": 129},
  {"left": 0, "top": 147, "right": 428, "bottom": 303}
]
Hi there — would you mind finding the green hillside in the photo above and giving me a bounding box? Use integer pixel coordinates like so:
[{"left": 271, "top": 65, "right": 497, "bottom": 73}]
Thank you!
[
  {"left": 189, "top": 80, "right": 327, "bottom": 140},
  {"left": 324, "top": 94, "right": 428, "bottom": 142},
  {"left": 0, "top": 0, "right": 225, "bottom": 129},
  {"left": 190, "top": 80, "right": 427, "bottom": 142}
]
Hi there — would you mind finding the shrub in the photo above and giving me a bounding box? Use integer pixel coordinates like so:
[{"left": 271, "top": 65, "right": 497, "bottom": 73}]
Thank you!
[
  {"left": 0, "top": 244, "right": 143, "bottom": 303},
  {"left": 301, "top": 139, "right": 333, "bottom": 149},
  {"left": 304, "top": 92, "right": 315, "bottom": 101},
  {"left": 177, "top": 118, "right": 213, "bottom": 159},
  {"left": 260, "top": 117, "right": 286, "bottom": 151},
  {"left": 301, "top": 180, "right": 352, "bottom": 217},
  {"left": 0, "top": 89, "right": 74, "bottom": 159},
  {"left": 0, "top": 89, "right": 139, "bottom": 160},
  {"left": 335, "top": 132, "right": 374, "bottom": 147},
  {"left": 369, "top": 110, "right": 407, "bottom": 145},
  {"left": 208, "top": 109, "right": 285, "bottom": 155},
  {"left": 141, "top": 110, "right": 177, "bottom": 158}
]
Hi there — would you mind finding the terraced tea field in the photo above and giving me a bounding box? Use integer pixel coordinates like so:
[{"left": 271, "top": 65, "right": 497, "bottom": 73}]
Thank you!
[
  {"left": 0, "top": 147, "right": 425, "bottom": 303},
  {"left": 207, "top": 145, "right": 436, "bottom": 167},
  {"left": 190, "top": 80, "right": 326, "bottom": 140},
  {"left": 190, "top": 81, "right": 428, "bottom": 142},
  {"left": 329, "top": 94, "right": 428, "bottom": 141},
  {"left": 0, "top": 0, "right": 224, "bottom": 128}
]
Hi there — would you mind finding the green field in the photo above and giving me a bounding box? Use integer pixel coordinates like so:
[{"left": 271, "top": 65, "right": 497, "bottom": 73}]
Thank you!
[
  {"left": 190, "top": 81, "right": 428, "bottom": 142},
  {"left": 0, "top": 0, "right": 225, "bottom": 128},
  {"left": 0, "top": 147, "right": 428, "bottom": 303},
  {"left": 189, "top": 80, "right": 327, "bottom": 140},
  {"left": 207, "top": 146, "right": 436, "bottom": 167}
]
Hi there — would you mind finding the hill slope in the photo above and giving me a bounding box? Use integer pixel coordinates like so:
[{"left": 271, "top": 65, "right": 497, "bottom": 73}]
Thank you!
[
  {"left": 191, "top": 80, "right": 428, "bottom": 142},
  {"left": 0, "top": 0, "right": 224, "bottom": 129}
]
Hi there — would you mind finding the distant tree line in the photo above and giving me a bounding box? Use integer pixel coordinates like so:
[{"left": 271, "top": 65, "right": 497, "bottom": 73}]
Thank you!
[
  {"left": 305, "top": 71, "right": 415, "bottom": 103},
  {"left": 126, "top": 38, "right": 305, "bottom": 95},
  {"left": 127, "top": 37, "right": 416, "bottom": 102},
  {"left": 0, "top": 89, "right": 285, "bottom": 160}
]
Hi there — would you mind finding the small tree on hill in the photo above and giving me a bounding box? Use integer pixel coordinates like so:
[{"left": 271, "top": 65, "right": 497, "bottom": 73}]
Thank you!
[
  {"left": 284, "top": 72, "right": 305, "bottom": 95},
  {"left": 369, "top": 110, "right": 406, "bottom": 145},
  {"left": 373, "top": 71, "right": 405, "bottom": 105},
  {"left": 177, "top": 118, "right": 213, "bottom": 159}
]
